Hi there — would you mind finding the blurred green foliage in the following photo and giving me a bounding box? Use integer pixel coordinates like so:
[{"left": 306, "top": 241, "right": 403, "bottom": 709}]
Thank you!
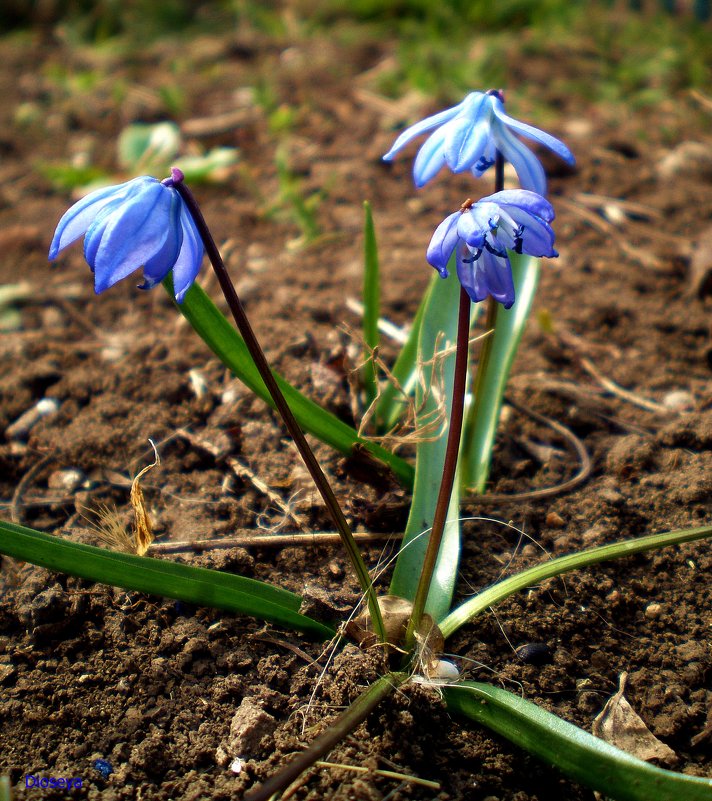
[
  {"left": 0, "top": 0, "right": 216, "bottom": 40},
  {"left": 0, "top": 0, "right": 709, "bottom": 109}
]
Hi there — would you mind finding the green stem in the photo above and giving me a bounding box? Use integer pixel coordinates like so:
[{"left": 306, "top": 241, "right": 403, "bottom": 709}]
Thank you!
[
  {"left": 466, "top": 150, "right": 504, "bottom": 494},
  {"left": 243, "top": 672, "right": 407, "bottom": 801},
  {"left": 466, "top": 295, "right": 497, "bottom": 492},
  {"left": 171, "top": 171, "right": 384, "bottom": 641},
  {"left": 405, "top": 286, "right": 470, "bottom": 647}
]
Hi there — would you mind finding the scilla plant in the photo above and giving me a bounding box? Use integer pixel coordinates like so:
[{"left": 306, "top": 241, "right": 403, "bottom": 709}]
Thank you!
[{"left": 1, "top": 87, "right": 711, "bottom": 801}]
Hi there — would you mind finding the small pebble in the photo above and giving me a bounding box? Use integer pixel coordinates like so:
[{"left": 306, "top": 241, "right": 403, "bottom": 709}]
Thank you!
[
  {"left": 6, "top": 398, "right": 60, "bottom": 440},
  {"left": 662, "top": 390, "right": 694, "bottom": 412},
  {"left": 188, "top": 369, "right": 208, "bottom": 399},
  {"left": 657, "top": 141, "right": 712, "bottom": 181},
  {"left": 515, "top": 643, "right": 552, "bottom": 666},
  {"left": 545, "top": 511, "right": 565, "bottom": 528},
  {"left": 644, "top": 602, "right": 663, "bottom": 620},
  {"left": 47, "top": 468, "right": 86, "bottom": 492},
  {"left": 427, "top": 659, "right": 461, "bottom": 682}
]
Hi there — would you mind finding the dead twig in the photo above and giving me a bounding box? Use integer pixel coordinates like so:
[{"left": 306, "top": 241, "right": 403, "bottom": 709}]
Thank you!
[
  {"left": 148, "top": 530, "right": 400, "bottom": 554},
  {"left": 556, "top": 195, "right": 664, "bottom": 269},
  {"left": 689, "top": 88, "right": 712, "bottom": 114},
  {"left": 181, "top": 107, "right": 258, "bottom": 138},
  {"left": 249, "top": 634, "right": 320, "bottom": 669},
  {"left": 467, "top": 398, "right": 592, "bottom": 504},
  {"left": 10, "top": 455, "right": 55, "bottom": 524},
  {"left": 578, "top": 356, "right": 672, "bottom": 415},
  {"left": 572, "top": 192, "right": 663, "bottom": 221}
]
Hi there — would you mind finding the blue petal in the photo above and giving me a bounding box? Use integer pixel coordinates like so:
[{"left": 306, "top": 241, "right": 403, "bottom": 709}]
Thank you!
[
  {"left": 457, "top": 247, "right": 515, "bottom": 308},
  {"left": 456, "top": 245, "right": 489, "bottom": 305},
  {"left": 382, "top": 100, "right": 466, "bottom": 161},
  {"left": 83, "top": 199, "right": 124, "bottom": 271},
  {"left": 479, "top": 250, "right": 516, "bottom": 309},
  {"left": 412, "top": 123, "right": 449, "bottom": 187},
  {"left": 140, "top": 193, "right": 183, "bottom": 289},
  {"left": 172, "top": 204, "right": 204, "bottom": 303},
  {"left": 493, "top": 120, "right": 547, "bottom": 196},
  {"left": 490, "top": 95, "right": 575, "bottom": 165},
  {"left": 48, "top": 178, "right": 145, "bottom": 260},
  {"left": 443, "top": 95, "right": 491, "bottom": 173},
  {"left": 483, "top": 189, "right": 555, "bottom": 222},
  {"left": 426, "top": 211, "right": 461, "bottom": 277},
  {"left": 92, "top": 182, "right": 172, "bottom": 293},
  {"left": 481, "top": 190, "right": 557, "bottom": 257},
  {"left": 498, "top": 212, "right": 556, "bottom": 256},
  {"left": 457, "top": 204, "right": 493, "bottom": 250},
  {"left": 444, "top": 115, "right": 491, "bottom": 174},
  {"left": 470, "top": 137, "right": 497, "bottom": 177}
]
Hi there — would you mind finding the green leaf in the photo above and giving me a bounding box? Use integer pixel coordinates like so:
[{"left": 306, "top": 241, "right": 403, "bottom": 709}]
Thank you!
[
  {"left": 171, "top": 278, "right": 414, "bottom": 488},
  {"left": 374, "top": 276, "right": 429, "bottom": 434},
  {"left": 440, "top": 524, "right": 712, "bottom": 639},
  {"left": 35, "top": 162, "right": 109, "bottom": 191},
  {"left": 461, "top": 253, "right": 539, "bottom": 493},
  {"left": 177, "top": 148, "right": 239, "bottom": 184},
  {"left": 389, "top": 270, "right": 461, "bottom": 621},
  {"left": 117, "top": 122, "right": 181, "bottom": 173},
  {"left": 362, "top": 201, "right": 380, "bottom": 412},
  {"left": 444, "top": 681, "right": 712, "bottom": 801},
  {"left": 0, "top": 520, "right": 334, "bottom": 640}
]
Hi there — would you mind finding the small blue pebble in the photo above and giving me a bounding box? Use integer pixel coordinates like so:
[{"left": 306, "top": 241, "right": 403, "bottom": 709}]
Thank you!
[{"left": 93, "top": 759, "right": 113, "bottom": 779}]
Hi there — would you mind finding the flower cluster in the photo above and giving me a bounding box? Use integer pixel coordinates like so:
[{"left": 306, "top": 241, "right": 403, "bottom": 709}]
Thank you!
[
  {"left": 427, "top": 191, "right": 557, "bottom": 309},
  {"left": 49, "top": 170, "right": 203, "bottom": 303},
  {"left": 384, "top": 89, "right": 572, "bottom": 307}
]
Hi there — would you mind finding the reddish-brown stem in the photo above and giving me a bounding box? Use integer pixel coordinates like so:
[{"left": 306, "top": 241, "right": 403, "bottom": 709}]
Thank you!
[
  {"left": 406, "top": 150, "right": 505, "bottom": 645},
  {"left": 405, "top": 285, "right": 470, "bottom": 644},
  {"left": 170, "top": 172, "right": 384, "bottom": 640}
]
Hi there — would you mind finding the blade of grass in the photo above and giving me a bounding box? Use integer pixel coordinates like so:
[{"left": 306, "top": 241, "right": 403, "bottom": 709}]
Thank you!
[
  {"left": 362, "top": 201, "right": 380, "bottom": 412},
  {"left": 461, "top": 252, "right": 539, "bottom": 494},
  {"left": 440, "top": 524, "right": 712, "bottom": 639},
  {"left": 444, "top": 681, "right": 712, "bottom": 801},
  {"left": 169, "top": 278, "right": 414, "bottom": 488},
  {"left": 0, "top": 520, "right": 335, "bottom": 640},
  {"left": 389, "top": 270, "right": 461, "bottom": 622}
]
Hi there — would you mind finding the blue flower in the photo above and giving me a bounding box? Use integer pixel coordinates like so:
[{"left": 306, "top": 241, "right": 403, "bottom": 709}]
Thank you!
[
  {"left": 426, "top": 190, "right": 557, "bottom": 309},
  {"left": 49, "top": 173, "right": 203, "bottom": 303},
  {"left": 383, "top": 90, "right": 574, "bottom": 195}
]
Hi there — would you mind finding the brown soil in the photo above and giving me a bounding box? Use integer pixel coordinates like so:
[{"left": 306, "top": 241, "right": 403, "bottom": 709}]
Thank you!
[{"left": 1, "top": 19, "right": 711, "bottom": 801}]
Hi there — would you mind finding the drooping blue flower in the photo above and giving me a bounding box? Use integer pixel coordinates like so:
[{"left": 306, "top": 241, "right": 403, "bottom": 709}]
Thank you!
[
  {"left": 49, "top": 172, "right": 203, "bottom": 303},
  {"left": 383, "top": 90, "right": 575, "bottom": 195},
  {"left": 426, "top": 189, "right": 557, "bottom": 309}
]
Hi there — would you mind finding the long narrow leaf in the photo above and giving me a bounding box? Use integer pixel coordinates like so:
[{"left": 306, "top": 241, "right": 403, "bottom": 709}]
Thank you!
[
  {"left": 362, "top": 201, "right": 380, "bottom": 411},
  {"left": 374, "top": 273, "right": 428, "bottom": 434},
  {"left": 0, "top": 520, "right": 335, "bottom": 640},
  {"left": 444, "top": 682, "right": 712, "bottom": 801},
  {"left": 170, "top": 279, "right": 414, "bottom": 488},
  {"left": 389, "top": 270, "right": 461, "bottom": 621},
  {"left": 461, "top": 253, "right": 539, "bottom": 493},
  {"left": 440, "top": 524, "right": 712, "bottom": 639}
]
